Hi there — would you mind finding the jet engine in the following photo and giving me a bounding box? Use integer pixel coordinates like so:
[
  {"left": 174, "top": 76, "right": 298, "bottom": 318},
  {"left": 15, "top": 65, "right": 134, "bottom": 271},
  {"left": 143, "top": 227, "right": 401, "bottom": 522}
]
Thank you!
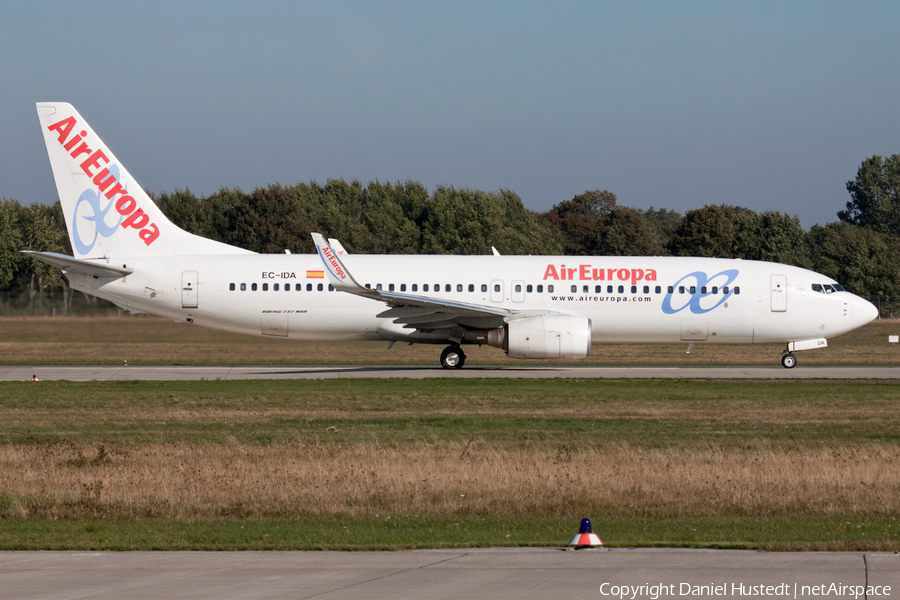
[{"left": 488, "top": 315, "right": 592, "bottom": 359}]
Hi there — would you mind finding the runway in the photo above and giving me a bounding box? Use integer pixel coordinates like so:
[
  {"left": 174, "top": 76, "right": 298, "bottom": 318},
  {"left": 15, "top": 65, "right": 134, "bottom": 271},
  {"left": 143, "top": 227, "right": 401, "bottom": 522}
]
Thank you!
[
  {"left": 1, "top": 549, "right": 897, "bottom": 600},
  {"left": 2, "top": 364, "right": 900, "bottom": 381}
]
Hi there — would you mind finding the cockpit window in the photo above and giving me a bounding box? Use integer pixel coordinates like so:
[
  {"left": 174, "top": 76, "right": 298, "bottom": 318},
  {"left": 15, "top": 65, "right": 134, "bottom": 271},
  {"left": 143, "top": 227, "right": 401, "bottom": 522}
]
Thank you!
[{"left": 812, "top": 283, "right": 845, "bottom": 294}]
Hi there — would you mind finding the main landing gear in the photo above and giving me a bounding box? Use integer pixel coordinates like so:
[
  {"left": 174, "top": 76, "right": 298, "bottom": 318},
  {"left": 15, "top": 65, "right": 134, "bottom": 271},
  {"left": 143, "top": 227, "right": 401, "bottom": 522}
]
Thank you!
[
  {"left": 440, "top": 344, "right": 466, "bottom": 369},
  {"left": 781, "top": 351, "right": 797, "bottom": 369}
]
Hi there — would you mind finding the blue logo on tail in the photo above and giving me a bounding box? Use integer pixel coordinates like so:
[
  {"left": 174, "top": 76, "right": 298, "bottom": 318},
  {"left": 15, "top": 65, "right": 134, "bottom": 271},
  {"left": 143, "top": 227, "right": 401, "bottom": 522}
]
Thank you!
[{"left": 71, "top": 165, "right": 124, "bottom": 255}]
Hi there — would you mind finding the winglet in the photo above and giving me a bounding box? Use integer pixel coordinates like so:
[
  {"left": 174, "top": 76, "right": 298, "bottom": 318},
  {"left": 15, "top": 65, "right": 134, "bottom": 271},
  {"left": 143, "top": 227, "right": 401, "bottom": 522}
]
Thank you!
[
  {"left": 311, "top": 233, "right": 366, "bottom": 292},
  {"left": 328, "top": 238, "right": 349, "bottom": 255}
]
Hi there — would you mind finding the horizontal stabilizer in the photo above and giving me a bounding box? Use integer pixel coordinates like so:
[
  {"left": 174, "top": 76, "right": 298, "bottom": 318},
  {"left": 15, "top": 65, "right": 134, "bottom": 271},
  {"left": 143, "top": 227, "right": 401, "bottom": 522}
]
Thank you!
[{"left": 22, "top": 251, "right": 133, "bottom": 278}]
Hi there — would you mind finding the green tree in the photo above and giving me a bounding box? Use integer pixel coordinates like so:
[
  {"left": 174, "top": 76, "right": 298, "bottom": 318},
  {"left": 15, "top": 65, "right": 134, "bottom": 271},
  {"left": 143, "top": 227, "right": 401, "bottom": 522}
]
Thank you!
[
  {"left": 808, "top": 222, "right": 900, "bottom": 296},
  {"left": 838, "top": 154, "right": 900, "bottom": 236},
  {"left": 421, "top": 187, "right": 561, "bottom": 255},
  {"left": 0, "top": 199, "right": 24, "bottom": 290},
  {"left": 666, "top": 205, "right": 760, "bottom": 258},
  {"left": 641, "top": 207, "right": 682, "bottom": 249}
]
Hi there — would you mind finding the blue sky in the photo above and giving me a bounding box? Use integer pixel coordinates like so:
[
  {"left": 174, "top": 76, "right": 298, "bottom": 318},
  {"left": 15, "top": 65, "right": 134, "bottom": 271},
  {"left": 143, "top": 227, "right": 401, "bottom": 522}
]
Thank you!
[{"left": 2, "top": 1, "right": 898, "bottom": 228}]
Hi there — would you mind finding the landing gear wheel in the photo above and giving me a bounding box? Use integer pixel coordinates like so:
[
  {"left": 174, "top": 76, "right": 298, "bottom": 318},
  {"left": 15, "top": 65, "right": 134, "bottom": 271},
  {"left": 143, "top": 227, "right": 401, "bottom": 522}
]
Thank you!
[
  {"left": 440, "top": 345, "right": 466, "bottom": 369},
  {"left": 781, "top": 353, "right": 797, "bottom": 369}
]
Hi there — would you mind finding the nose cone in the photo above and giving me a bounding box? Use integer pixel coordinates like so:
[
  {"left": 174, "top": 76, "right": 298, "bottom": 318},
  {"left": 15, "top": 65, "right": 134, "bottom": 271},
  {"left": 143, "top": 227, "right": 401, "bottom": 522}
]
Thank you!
[{"left": 853, "top": 295, "right": 879, "bottom": 329}]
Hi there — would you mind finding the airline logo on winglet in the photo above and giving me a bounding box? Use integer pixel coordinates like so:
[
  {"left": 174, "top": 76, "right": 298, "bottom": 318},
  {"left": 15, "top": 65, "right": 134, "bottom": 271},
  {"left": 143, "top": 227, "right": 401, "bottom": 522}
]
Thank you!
[
  {"left": 320, "top": 246, "right": 347, "bottom": 281},
  {"left": 47, "top": 114, "right": 160, "bottom": 248}
]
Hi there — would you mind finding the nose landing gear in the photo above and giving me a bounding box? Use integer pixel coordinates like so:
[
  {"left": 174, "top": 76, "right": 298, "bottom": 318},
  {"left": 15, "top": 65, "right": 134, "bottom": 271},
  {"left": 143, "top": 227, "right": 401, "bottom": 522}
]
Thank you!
[
  {"left": 781, "top": 351, "right": 797, "bottom": 369},
  {"left": 440, "top": 344, "right": 466, "bottom": 369}
]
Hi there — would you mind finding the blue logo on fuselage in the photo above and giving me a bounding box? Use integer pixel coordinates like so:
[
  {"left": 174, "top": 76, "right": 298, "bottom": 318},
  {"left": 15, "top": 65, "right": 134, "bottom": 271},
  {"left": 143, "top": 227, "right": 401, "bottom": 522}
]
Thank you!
[{"left": 661, "top": 269, "right": 739, "bottom": 314}]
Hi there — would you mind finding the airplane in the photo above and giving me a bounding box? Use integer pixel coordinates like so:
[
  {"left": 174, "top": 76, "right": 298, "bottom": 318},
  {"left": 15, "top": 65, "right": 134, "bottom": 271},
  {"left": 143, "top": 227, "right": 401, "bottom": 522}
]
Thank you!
[{"left": 25, "top": 102, "right": 879, "bottom": 369}]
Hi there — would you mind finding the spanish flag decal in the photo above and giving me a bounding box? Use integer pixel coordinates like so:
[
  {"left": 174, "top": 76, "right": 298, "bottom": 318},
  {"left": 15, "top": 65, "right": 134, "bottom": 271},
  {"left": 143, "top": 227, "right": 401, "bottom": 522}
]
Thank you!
[{"left": 306, "top": 270, "right": 325, "bottom": 279}]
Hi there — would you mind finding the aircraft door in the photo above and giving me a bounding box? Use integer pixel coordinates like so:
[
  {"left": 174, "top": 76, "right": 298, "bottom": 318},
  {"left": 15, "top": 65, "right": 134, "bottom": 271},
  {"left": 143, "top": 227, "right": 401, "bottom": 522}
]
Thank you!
[
  {"left": 182, "top": 271, "right": 198, "bottom": 309},
  {"left": 490, "top": 280, "right": 504, "bottom": 303},
  {"left": 771, "top": 274, "right": 787, "bottom": 312},
  {"left": 511, "top": 280, "right": 526, "bottom": 303}
]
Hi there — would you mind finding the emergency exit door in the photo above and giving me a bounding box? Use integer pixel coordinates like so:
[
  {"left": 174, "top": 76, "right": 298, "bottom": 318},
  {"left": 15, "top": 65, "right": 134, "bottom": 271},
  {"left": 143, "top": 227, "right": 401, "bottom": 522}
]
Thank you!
[
  {"left": 771, "top": 274, "right": 787, "bottom": 312},
  {"left": 182, "top": 271, "right": 198, "bottom": 309}
]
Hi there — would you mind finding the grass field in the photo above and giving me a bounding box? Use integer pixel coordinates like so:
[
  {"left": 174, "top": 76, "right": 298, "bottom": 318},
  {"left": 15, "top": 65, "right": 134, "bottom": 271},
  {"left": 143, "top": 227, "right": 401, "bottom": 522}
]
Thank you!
[
  {"left": 1, "top": 377, "right": 899, "bottom": 550},
  {"left": 1, "top": 315, "right": 899, "bottom": 366}
]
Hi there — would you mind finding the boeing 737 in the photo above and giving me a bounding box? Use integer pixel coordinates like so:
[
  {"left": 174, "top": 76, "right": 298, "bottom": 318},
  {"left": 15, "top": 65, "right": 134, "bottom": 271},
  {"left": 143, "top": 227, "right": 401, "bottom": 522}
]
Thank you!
[{"left": 26, "top": 102, "right": 879, "bottom": 369}]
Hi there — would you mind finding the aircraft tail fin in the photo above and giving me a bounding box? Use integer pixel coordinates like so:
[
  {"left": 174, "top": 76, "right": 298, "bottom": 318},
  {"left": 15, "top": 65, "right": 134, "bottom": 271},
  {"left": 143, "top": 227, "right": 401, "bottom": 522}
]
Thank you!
[{"left": 36, "top": 102, "right": 252, "bottom": 259}]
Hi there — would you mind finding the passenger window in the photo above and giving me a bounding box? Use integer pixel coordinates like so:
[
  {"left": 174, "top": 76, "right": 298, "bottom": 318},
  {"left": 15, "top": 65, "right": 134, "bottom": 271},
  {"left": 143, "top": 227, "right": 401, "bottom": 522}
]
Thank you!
[
  {"left": 494, "top": 284, "right": 501, "bottom": 292},
  {"left": 631, "top": 286, "right": 637, "bottom": 293},
  {"left": 252, "top": 283, "right": 258, "bottom": 291},
  {"left": 435, "top": 283, "right": 440, "bottom": 291},
  {"left": 376, "top": 284, "right": 383, "bottom": 291},
  {"left": 262, "top": 283, "right": 268, "bottom": 291},
  {"left": 700, "top": 286, "right": 707, "bottom": 294},
  {"left": 583, "top": 285, "right": 589, "bottom": 293},
  {"left": 240, "top": 283, "right": 246, "bottom": 291},
  {"left": 517, "top": 284, "right": 524, "bottom": 293},
  {"left": 712, "top": 286, "right": 718, "bottom": 294},
  {"left": 317, "top": 283, "right": 323, "bottom": 291},
  {"left": 655, "top": 286, "right": 661, "bottom": 294},
  {"left": 723, "top": 286, "right": 729, "bottom": 294},
  {"left": 679, "top": 286, "right": 684, "bottom": 294},
  {"left": 400, "top": 284, "right": 406, "bottom": 292},
  {"left": 668, "top": 286, "right": 674, "bottom": 294},
  {"left": 481, "top": 284, "right": 487, "bottom": 292},
  {"left": 412, "top": 284, "right": 418, "bottom": 292},
  {"left": 457, "top": 284, "right": 463, "bottom": 292},
  {"left": 229, "top": 283, "right": 235, "bottom": 291},
  {"left": 424, "top": 284, "right": 429, "bottom": 292},
  {"left": 388, "top": 284, "right": 395, "bottom": 292},
  {"left": 527, "top": 284, "right": 533, "bottom": 293},
  {"left": 689, "top": 286, "right": 696, "bottom": 294},
  {"left": 595, "top": 285, "right": 602, "bottom": 293},
  {"left": 607, "top": 285, "right": 613, "bottom": 293},
  {"left": 548, "top": 285, "right": 554, "bottom": 293},
  {"left": 469, "top": 284, "right": 475, "bottom": 292},
  {"left": 571, "top": 285, "right": 577, "bottom": 293},
  {"left": 307, "top": 283, "right": 312, "bottom": 291},
  {"left": 643, "top": 286, "right": 649, "bottom": 293},
  {"left": 618, "top": 285, "right": 624, "bottom": 293},
  {"left": 734, "top": 287, "right": 740, "bottom": 295},
  {"left": 365, "top": 284, "right": 371, "bottom": 289},
  {"left": 445, "top": 284, "right": 451, "bottom": 292},
  {"left": 328, "top": 284, "right": 334, "bottom": 291},
  {"left": 274, "top": 283, "right": 279, "bottom": 291},
  {"left": 537, "top": 285, "right": 543, "bottom": 293}
]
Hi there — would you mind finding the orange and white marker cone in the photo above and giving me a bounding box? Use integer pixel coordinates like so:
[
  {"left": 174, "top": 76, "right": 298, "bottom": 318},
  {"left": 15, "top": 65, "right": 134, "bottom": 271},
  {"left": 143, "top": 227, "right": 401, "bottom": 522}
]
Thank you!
[
  {"left": 569, "top": 518, "right": 603, "bottom": 547},
  {"left": 32, "top": 374, "right": 38, "bottom": 382}
]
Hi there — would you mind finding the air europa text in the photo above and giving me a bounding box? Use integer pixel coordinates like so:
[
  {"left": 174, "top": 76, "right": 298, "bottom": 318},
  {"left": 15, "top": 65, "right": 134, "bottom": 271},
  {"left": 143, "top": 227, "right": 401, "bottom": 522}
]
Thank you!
[
  {"left": 543, "top": 264, "right": 658, "bottom": 286},
  {"left": 47, "top": 115, "right": 160, "bottom": 246}
]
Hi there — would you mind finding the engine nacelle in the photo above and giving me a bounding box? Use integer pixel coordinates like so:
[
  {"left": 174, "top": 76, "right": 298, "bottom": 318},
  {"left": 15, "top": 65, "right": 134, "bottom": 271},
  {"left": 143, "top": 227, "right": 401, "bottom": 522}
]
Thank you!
[{"left": 489, "top": 315, "right": 593, "bottom": 359}]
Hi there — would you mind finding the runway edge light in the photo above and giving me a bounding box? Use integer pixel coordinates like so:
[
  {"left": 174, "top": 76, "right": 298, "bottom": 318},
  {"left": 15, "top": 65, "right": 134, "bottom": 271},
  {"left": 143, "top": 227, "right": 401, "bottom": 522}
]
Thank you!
[{"left": 568, "top": 518, "right": 603, "bottom": 547}]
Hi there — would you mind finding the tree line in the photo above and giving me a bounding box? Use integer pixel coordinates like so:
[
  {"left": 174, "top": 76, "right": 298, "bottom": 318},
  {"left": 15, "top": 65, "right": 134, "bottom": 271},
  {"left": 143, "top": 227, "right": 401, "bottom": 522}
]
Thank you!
[{"left": 2, "top": 154, "right": 899, "bottom": 300}]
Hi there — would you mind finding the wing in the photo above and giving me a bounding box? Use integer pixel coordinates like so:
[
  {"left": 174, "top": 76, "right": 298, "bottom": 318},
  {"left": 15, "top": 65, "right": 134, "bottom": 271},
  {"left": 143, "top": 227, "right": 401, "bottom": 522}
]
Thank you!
[
  {"left": 22, "top": 251, "right": 133, "bottom": 278},
  {"left": 311, "top": 233, "right": 550, "bottom": 333}
]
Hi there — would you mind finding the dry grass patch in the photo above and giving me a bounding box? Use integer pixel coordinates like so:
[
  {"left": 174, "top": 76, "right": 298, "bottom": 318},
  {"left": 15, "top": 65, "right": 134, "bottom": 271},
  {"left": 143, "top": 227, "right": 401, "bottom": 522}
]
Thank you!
[
  {"left": 2, "top": 316, "right": 900, "bottom": 365},
  {"left": 2, "top": 440, "right": 898, "bottom": 521}
]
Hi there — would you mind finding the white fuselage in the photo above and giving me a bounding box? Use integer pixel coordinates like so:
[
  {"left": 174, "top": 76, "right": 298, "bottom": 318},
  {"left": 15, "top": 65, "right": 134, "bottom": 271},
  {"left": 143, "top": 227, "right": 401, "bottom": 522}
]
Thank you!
[{"left": 64, "top": 253, "right": 876, "bottom": 347}]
